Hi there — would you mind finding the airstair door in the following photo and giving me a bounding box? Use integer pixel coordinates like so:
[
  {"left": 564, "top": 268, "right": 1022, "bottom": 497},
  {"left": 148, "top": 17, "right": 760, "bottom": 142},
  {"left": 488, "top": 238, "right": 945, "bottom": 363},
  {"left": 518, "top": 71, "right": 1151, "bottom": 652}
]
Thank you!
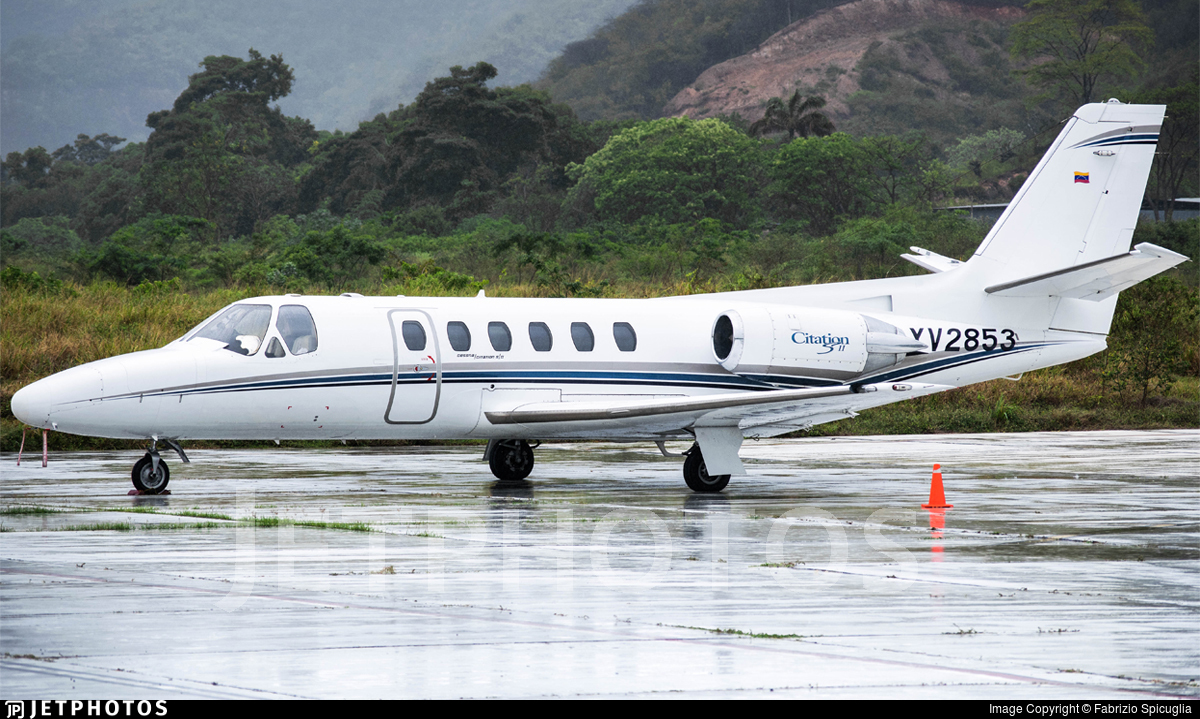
[{"left": 385, "top": 309, "right": 441, "bottom": 424}]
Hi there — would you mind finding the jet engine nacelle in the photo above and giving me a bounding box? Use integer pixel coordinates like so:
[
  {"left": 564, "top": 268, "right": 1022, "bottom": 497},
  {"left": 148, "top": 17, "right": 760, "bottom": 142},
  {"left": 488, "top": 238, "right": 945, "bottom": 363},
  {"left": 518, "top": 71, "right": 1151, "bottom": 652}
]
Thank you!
[{"left": 711, "top": 305, "right": 926, "bottom": 383}]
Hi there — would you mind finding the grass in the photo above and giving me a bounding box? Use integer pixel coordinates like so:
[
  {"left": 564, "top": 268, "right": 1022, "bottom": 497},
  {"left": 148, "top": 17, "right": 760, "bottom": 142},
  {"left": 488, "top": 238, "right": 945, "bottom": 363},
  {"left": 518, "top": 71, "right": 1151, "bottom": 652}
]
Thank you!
[
  {"left": 0, "top": 506, "right": 58, "bottom": 515},
  {"left": 55, "top": 522, "right": 133, "bottom": 532},
  {"left": 673, "top": 624, "right": 805, "bottom": 640},
  {"left": 247, "top": 515, "right": 373, "bottom": 533}
]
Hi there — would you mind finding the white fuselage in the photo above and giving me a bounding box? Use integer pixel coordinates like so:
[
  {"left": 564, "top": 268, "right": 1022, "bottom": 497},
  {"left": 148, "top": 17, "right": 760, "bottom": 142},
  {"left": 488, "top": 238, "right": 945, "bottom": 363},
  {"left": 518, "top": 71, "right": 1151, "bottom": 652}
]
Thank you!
[{"left": 10, "top": 292, "right": 1102, "bottom": 443}]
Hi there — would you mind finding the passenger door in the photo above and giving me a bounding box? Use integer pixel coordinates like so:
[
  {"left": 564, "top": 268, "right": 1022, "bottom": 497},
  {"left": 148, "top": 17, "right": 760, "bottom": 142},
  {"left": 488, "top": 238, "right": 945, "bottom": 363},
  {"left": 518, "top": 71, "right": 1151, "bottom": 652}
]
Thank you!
[{"left": 385, "top": 309, "right": 441, "bottom": 424}]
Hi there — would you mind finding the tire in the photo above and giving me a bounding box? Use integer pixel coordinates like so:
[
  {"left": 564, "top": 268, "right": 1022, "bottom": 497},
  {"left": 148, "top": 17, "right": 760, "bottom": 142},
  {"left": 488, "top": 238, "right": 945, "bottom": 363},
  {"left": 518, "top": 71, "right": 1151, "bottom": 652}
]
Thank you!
[
  {"left": 132, "top": 454, "right": 170, "bottom": 494},
  {"left": 683, "top": 448, "right": 729, "bottom": 493},
  {"left": 489, "top": 440, "right": 534, "bottom": 482}
]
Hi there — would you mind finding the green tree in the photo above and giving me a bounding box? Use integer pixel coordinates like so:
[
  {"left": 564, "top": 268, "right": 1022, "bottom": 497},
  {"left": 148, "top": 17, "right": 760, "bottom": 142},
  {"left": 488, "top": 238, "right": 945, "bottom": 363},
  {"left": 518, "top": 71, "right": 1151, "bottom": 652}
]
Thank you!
[
  {"left": 944, "top": 129, "right": 1027, "bottom": 177},
  {"left": 81, "top": 215, "right": 212, "bottom": 285},
  {"left": 832, "top": 216, "right": 918, "bottom": 279},
  {"left": 566, "top": 117, "right": 763, "bottom": 228},
  {"left": 282, "top": 225, "right": 386, "bottom": 289},
  {"left": 749, "top": 92, "right": 835, "bottom": 140},
  {"left": 1010, "top": 0, "right": 1153, "bottom": 108},
  {"left": 861, "top": 133, "right": 944, "bottom": 205},
  {"left": 1104, "top": 276, "right": 1198, "bottom": 406},
  {"left": 768, "top": 133, "right": 876, "bottom": 235},
  {"left": 1133, "top": 80, "right": 1199, "bottom": 221},
  {"left": 301, "top": 63, "right": 594, "bottom": 223},
  {"left": 50, "top": 134, "right": 126, "bottom": 166},
  {"left": 1, "top": 147, "right": 54, "bottom": 188},
  {"left": 141, "top": 50, "right": 314, "bottom": 238}
]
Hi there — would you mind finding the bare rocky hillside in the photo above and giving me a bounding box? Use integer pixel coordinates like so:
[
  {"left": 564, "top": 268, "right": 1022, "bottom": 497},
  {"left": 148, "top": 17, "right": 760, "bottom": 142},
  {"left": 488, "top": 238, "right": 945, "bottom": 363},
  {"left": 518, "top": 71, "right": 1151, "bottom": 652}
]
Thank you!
[{"left": 664, "top": 0, "right": 1025, "bottom": 131}]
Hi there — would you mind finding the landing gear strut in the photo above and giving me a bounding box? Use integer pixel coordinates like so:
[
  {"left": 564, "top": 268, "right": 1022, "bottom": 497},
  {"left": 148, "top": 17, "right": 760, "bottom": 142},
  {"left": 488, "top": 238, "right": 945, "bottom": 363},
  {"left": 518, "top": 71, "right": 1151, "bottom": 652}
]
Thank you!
[
  {"left": 683, "top": 444, "right": 730, "bottom": 493},
  {"left": 487, "top": 439, "right": 535, "bottom": 482}
]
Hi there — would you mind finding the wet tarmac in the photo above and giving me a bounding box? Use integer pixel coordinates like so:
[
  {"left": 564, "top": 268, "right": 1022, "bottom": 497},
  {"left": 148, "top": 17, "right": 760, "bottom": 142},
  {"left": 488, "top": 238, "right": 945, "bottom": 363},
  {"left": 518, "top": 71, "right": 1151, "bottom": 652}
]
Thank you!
[{"left": 1, "top": 430, "right": 1197, "bottom": 699}]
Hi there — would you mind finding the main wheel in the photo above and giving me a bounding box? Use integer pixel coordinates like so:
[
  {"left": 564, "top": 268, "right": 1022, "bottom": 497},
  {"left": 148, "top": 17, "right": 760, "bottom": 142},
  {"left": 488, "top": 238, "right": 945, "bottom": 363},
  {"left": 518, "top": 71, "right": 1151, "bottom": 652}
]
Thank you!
[
  {"left": 132, "top": 454, "right": 170, "bottom": 494},
  {"left": 683, "top": 448, "right": 729, "bottom": 493},
  {"left": 489, "top": 440, "right": 535, "bottom": 482}
]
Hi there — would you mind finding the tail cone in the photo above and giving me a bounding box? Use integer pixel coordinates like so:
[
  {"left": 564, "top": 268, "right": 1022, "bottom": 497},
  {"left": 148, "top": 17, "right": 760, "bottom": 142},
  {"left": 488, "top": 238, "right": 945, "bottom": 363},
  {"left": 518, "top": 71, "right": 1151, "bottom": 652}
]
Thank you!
[{"left": 922, "top": 463, "right": 953, "bottom": 509}]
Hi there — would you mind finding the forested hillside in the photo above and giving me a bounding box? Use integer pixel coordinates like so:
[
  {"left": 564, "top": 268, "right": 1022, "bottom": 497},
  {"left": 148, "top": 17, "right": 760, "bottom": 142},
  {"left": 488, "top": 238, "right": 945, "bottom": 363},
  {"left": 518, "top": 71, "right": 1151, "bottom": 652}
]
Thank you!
[
  {"left": 1, "top": 0, "right": 1197, "bottom": 448},
  {"left": 0, "top": 0, "right": 639, "bottom": 155}
]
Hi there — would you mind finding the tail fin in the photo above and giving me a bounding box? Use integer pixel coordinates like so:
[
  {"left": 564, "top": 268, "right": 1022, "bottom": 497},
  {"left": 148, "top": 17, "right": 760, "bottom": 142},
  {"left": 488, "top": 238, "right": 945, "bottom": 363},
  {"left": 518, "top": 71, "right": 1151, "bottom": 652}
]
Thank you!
[{"left": 964, "top": 100, "right": 1182, "bottom": 334}]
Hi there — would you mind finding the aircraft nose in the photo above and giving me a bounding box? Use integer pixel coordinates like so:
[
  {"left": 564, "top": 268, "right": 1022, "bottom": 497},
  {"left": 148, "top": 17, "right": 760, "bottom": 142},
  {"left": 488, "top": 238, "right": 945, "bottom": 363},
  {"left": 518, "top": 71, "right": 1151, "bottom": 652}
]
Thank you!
[
  {"left": 10, "top": 367, "right": 104, "bottom": 428},
  {"left": 10, "top": 380, "right": 53, "bottom": 427}
]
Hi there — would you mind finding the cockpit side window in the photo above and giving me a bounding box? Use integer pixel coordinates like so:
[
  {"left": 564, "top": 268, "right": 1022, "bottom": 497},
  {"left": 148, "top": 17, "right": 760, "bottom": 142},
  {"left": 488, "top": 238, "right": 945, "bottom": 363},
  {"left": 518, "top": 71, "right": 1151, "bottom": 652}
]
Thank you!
[
  {"left": 191, "top": 304, "right": 272, "bottom": 355},
  {"left": 278, "top": 305, "right": 318, "bottom": 355}
]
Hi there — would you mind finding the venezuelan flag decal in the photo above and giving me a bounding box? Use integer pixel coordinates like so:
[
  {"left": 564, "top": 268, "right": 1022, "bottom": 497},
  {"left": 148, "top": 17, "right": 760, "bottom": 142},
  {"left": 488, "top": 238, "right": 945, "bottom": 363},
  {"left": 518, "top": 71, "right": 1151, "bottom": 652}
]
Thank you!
[{"left": 1074, "top": 172, "right": 1090, "bottom": 183}]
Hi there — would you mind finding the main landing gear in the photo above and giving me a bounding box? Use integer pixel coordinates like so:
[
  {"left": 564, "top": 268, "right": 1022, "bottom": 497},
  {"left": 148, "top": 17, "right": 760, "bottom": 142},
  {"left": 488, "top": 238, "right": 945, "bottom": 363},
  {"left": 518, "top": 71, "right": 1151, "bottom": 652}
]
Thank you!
[
  {"left": 683, "top": 444, "right": 730, "bottom": 493},
  {"left": 487, "top": 439, "right": 535, "bottom": 482},
  {"left": 131, "top": 439, "right": 189, "bottom": 494}
]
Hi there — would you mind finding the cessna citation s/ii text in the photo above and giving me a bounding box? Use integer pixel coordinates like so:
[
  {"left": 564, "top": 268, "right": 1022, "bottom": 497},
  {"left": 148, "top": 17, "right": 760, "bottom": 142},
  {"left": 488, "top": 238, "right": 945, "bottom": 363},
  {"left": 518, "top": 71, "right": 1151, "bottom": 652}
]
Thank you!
[{"left": 11, "top": 101, "right": 1189, "bottom": 494}]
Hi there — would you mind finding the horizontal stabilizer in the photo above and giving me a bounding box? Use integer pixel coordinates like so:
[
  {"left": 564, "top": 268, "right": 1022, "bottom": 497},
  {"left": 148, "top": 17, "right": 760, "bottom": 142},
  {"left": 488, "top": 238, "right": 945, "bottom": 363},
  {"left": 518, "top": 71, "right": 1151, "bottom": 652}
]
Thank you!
[
  {"left": 984, "top": 242, "right": 1188, "bottom": 301},
  {"left": 901, "top": 246, "right": 964, "bottom": 274}
]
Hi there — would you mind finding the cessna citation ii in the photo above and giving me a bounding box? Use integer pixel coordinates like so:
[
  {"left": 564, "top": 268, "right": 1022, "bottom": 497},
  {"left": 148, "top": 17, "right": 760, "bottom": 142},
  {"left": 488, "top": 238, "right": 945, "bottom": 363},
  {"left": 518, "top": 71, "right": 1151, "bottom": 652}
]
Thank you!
[{"left": 11, "top": 101, "right": 1189, "bottom": 494}]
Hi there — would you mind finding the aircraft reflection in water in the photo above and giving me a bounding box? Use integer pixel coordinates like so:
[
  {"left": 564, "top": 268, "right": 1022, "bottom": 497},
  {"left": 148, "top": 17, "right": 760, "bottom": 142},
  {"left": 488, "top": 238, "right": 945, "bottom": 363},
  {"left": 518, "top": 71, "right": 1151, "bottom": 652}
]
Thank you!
[{"left": 11, "top": 101, "right": 1188, "bottom": 494}]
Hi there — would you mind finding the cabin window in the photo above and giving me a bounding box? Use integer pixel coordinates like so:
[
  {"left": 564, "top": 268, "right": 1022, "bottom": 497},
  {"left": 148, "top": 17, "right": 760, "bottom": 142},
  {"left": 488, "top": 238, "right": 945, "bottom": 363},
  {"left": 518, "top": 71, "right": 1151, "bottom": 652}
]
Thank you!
[
  {"left": 264, "top": 337, "right": 287, "bottom": 358},
  {"left": 570, "top": 322, "right": 594, "bottom": 351},
  {"left": 613, "top": 322, "right": 637, "bottom": 352},
  {"left": 192, "top": 303, "right": 272, "bottom": 356},
  {"left": 401, "top": 321, "right": 427, "bottom": 351},
  {"left": 278, "top": 305, "right": 318, "bottom": 355},
  {"left": 529, "top": 322, "right": 553, "bottom": 352},
  {"left": 447, "top": 321, "right": 471, "bottom": 352},
  {"left": 488, "top": 322, "right": 512, "bottom": 351}
]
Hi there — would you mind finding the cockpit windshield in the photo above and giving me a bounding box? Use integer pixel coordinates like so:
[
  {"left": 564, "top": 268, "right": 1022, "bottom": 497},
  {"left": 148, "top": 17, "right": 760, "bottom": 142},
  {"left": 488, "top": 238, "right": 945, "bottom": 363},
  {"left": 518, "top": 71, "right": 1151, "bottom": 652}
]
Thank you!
[{"left": 190, "top": 304, "right": 272, "bottom": 355}]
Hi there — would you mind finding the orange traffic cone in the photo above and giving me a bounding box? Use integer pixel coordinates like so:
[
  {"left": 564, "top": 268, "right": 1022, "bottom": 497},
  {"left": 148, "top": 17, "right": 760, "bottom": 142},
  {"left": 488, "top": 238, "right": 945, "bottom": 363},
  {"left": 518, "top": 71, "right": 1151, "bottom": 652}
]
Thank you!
[{"left": 922, "top": 463, "right": 953, "bottom": 509}]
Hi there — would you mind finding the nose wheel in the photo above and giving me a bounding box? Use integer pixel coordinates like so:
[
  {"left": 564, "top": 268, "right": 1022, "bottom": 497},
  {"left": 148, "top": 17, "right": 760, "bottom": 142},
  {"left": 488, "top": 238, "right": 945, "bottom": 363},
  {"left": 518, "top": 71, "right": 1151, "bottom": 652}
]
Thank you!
[
  {"left": 683, "top": 445, "right": 730, "bottom": 493},
  {"left": 130, "top": 439, "right": 188, "bottom": 494},
  {"left": 132, "top": 454, "right": 170, "bottom": 494},
  {"left": 488, "top": 440, "right": 535, "bottom": 482}
]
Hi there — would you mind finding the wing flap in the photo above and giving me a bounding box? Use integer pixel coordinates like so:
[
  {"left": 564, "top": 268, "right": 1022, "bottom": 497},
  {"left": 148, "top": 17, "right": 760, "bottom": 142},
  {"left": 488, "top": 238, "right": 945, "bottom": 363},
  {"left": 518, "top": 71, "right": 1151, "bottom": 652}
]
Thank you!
[
  {"left": 984, "top": 242, "right": 1188, "bottom": 301},
  {"left": 484, "top": 385, "right": 853, "bottom": 425},
  {"left": 484, "top": 382, "right": 951, "bottom": 429}
]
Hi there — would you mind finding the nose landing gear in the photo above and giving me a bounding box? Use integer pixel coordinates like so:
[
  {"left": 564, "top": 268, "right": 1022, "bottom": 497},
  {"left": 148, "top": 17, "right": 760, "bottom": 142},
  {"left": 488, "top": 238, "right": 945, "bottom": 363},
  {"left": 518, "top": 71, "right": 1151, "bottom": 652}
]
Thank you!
[
  {"left": 132, "top": 453, "right": 169, "bottom": 494},
  {"left": 131, "top": 439, "right": 189, "bottom": 494}
]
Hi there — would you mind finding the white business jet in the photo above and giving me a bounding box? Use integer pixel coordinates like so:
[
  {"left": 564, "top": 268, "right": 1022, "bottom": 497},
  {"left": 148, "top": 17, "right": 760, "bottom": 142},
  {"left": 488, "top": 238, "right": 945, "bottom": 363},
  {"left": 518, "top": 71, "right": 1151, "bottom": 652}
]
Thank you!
[{"left": 11, "top": 101, "right": 1189, "bottom": 494}]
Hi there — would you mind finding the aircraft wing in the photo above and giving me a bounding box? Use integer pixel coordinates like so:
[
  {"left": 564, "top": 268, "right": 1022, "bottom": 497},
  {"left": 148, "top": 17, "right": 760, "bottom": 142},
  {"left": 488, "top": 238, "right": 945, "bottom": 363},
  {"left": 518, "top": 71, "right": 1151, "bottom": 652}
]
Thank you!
[
  {"left": 984, "top": 242, "right": 1188, "bottom": 301},
  {"left": 485, "top": 381, "right": 948, "bottom": 430},
  {"left": 484, "top": 382, "right": 949, "bottom": 475}
]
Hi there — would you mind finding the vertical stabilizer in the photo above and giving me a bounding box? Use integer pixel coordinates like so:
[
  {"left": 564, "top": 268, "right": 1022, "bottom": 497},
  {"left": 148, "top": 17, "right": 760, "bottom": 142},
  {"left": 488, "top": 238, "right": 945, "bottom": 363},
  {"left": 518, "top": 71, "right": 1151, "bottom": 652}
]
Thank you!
[{"left": 966, "top": 101, "right": 1165, "bottom": 333}]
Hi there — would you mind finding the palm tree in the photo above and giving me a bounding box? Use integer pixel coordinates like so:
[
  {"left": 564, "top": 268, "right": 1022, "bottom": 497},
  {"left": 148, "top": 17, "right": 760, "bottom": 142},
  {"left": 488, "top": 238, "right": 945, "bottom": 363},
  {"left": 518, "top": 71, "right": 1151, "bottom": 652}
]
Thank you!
[{"left": 749, "top": 92, "right": 835, "bottom": 140}]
